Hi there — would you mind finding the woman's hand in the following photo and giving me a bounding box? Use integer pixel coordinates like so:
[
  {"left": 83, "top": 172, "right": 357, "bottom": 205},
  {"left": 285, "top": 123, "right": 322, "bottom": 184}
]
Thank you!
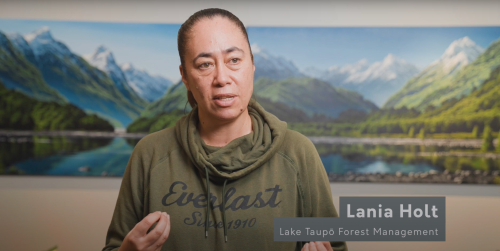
[
  {"left": 118, "top": 211, "right": 171, "bottom": 251},
  {"left": 301, "top": 241, "right": 334, "bottom": 251}
]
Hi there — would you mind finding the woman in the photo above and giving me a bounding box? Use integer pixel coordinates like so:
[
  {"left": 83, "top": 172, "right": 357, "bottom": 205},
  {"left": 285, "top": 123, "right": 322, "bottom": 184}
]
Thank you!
[{"left": 103, "top": 8, "right": 347, "bottom": 251}]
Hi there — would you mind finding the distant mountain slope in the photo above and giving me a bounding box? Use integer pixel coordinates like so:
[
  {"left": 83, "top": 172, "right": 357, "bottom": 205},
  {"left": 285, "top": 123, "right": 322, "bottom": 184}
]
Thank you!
[
  {"left": 251, "top": 44, "right": 305, "bottom": 81},
  {"left": 0, "top": 78, "right": 113, "bottom": 131},
  {"left": 84, "top": 46, "right": 148, "bottom": 108},
  {"left": 384, "top": 37, "right": 486, "bottom": 109},
  {"left": 415, "top": 38, "right": 500, "bottom": 111},
  {"left": 361, "top": 64, "right": 500, "bottom": 136},
  {"left": 17, "top": 27, "right": 145, "bottom": 127},
  {"left": 305, "top": 54, "right": 419, "bottom": 107},
  {"left": 7, "top": 33, "right": 38, "bottom": 65},
  {"left": 121, "top": 62, "right": 173, "bottom": 102},
  {"left": 139, "top": 77, "right": 377, "bottom": 124},
  {"left": 141, "top": 80, "right": 189, "bottom": 118},
  {"left": 422, "top": 64, "right": 500, "bottom": 120},
  {"left": 0, "top": 31, "right": 66, "bottom": 104},
  {"left": 253, "top": 77, "right": 378, "bottom": 118}
]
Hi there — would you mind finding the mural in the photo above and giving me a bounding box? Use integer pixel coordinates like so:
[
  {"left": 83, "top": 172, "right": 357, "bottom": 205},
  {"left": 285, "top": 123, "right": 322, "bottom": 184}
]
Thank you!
[{"left": 1, "top": 19, "right": 500, "bottom": 184}]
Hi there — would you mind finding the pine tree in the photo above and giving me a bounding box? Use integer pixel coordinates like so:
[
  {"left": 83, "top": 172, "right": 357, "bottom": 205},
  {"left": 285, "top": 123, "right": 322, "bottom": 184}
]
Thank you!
[
  {"left": 472, "top": 125, "right": 479, "bottom": 138},
  {"left": 419, "top": 128, "right": 426, "bottom": 139},
  {"left": 481, "top": 126, "right": 494, "bottom": 152},
  {"left": 408, "top": 127, "right": 415, "bottom": 138},
  {"left": 496, "top": 131, "right": 500, "bottom": 151}
]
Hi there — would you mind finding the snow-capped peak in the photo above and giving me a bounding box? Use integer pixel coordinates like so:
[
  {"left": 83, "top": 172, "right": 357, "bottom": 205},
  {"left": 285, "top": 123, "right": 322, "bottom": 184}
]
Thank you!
[
  {"left": 23, "top": 26, "right": 52, "bottom": 43},
  {"left": 434, "top": 36, "right": 484, "bottom": 74},
  {"left": 121, "top": 62, "right": 134, "bottom": 72},
  {"left": 383, "top": 53, "right": 396, "bottom": 63},
  {"left": 250, "top": 43, "right": 304, "bottom": 80},
  {"left": 346, "top": 53, "right": 418, "bottom": 84},
  {"left": 443, "top": 36, "right": 480, "bottom": 57},
  {"left": 94, "top": 45, "right": 111, "bottom": 56},
  {"left": 339, "top": 59, "right": 369, "bottom": 74},
  {"left": 22, "top": 26, "right": 72, "bottom": 59},
  {"left": 251, "top": 43, "right": 262, "bottom": 54},
  {"left": 120, "top": 62, "right": 173, "bottom": 102},
  {"left": 84, "top": 45, "right": 119, "bottom": 72},
  {"left": 251, "top": 43, "right": 269, "bottom": 59}
]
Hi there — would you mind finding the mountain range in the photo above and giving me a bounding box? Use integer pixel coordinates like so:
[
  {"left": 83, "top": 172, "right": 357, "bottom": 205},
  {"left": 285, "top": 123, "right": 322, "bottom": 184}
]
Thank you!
[
  {"left": 84, "top": 46, "right": 148, "bottom": 109},
  {"left": 303, "top": 54, "right": 420, "bottom": 107},
  {"left": 384, "top": 36, "right": 488, "bottom": 110},
  {"left": 120, "top": 62, "right": 173, "bottom": 102},
  {"left": 0, "top": 31, "right": 66, "bottom": 104},
  {"left": 0, "top": 27, "right": 174, "bottom": 128},
  {"left": 251, "top": 43, "right": 306, "bottom": 81},
  {"left": 139, "top": 76, "right": 378, "bottom": 125},
  {"left": 3, "top": 25, "right": 499, "bottom": 132}
]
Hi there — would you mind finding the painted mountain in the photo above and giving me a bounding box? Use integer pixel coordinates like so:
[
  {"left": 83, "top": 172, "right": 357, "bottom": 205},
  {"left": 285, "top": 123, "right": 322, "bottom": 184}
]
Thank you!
[
  {"left": 0, "top": 78, "right": 113, "bottom": 131},
  {"left": 0, "top": 27, "right": 153, "bottom": 128},
  {"left": 384, "top": 36, "right": 489, "bottom": 110},
  {"left": 84, "top": 46, "right": 148, "bottom": 109},
  {"left": 121, "top": 62, "right": 173, "bottom": 102},
  {"left": 253, "top": 77, "right": 377, "bottom": 118},
  {"left": 304, "top": 54, "right": 419, "bottom": 107},
  {"left": 0, "top": 31, "right": 66, "bottom": 104},
  {"left": 137, "top": 46, "right": 378, "bottom": 125},
  {"left": 140, "top": 80, "right": 189, "bottom": 118},
  {"left": 138, "top": 76, "right": 377, "bottom": 125},
  {"left": 251, "top": 43, "right": 306, "bottom": 81},
  {"left": 420, "top": 64, "right": 500, "bottom": 122}
]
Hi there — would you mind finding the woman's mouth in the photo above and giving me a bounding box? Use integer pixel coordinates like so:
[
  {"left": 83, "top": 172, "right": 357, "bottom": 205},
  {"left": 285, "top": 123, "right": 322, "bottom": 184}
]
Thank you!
[
  {"left": 215, "top": 97, "right": 234, "bottom": 101},
  {"left": 213, "top": 95, "right": 237, "bottom": 107}
]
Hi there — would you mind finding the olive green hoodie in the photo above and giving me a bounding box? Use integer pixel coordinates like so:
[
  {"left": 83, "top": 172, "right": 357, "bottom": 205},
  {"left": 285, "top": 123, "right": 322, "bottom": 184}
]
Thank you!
[{"left": 103, "top": 99, "right": 347, "bottom": 251}]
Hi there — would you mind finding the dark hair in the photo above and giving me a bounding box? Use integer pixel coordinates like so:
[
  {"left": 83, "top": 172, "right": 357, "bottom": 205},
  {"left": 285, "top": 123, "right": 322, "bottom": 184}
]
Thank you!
[{"left": 177, "top": 8, "right": 253, "bottom": 108}]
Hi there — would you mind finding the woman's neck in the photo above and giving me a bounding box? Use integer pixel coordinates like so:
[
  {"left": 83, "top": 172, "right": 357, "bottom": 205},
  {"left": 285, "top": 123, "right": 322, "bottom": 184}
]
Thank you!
[{"left": 198, "top": 108, "right": 253, "bottom": 147}]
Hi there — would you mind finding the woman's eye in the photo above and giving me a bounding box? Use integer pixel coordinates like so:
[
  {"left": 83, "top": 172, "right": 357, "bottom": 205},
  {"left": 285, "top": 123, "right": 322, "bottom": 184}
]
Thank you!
[{"left": 199, "top": 62, "right": 211, "bottom": 69}]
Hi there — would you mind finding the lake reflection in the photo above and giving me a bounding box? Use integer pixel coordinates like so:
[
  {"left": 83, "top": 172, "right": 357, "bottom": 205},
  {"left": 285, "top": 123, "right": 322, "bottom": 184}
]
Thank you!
[
  {"left": 1, "top": 136, "right": 132, "bottom": 176},
  {"left": 1, "top": 135, "right": 499, "bottom": 177}
]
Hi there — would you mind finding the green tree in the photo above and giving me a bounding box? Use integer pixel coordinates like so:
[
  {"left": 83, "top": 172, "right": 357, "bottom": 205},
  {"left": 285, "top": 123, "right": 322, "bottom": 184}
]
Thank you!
[
  {"left": 471, "top": 125, "right": 479, "bottom": 138},
  {"left": 418, "top": 128, "right": 426, "bottom": 139},
  {"left": 481, "top": 126, "right": 494, "bottom": 151},
  {"left": 408, "top": 126, "right": 415, "bottom": 138},
  {"left": 496, "top": 131, "right": 500, "bottom": 151}
]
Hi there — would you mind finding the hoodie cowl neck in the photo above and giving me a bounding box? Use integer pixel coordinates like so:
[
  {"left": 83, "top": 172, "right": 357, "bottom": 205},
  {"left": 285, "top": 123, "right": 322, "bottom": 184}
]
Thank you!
[{"left": 175, "top": 98, "right": 287, "bottom": 181}]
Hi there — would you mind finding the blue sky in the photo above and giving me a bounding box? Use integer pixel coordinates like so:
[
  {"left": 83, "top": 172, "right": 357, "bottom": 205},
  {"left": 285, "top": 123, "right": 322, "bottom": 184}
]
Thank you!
[
  {"left": 0, "top": 19, "right": 181, "bottom": 81},
  {"left": 1, "top": 18, "right": 500, "bottom": 81},
  {"left": 247, "top": 26, "right": 500, "bottom": 70}
]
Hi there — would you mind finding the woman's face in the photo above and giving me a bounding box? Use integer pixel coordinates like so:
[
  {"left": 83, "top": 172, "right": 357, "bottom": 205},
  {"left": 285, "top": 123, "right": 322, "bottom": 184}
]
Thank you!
[{"left": 180, "top": 16, "right": 255, "bottom": 122}]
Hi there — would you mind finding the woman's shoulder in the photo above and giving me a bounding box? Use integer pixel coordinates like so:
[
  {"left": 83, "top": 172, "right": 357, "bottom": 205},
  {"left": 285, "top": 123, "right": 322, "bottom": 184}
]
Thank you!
[
  {"left": 279, "top": 129, "right": 318, "bottom": 157},
  {"left": 132, "top": 126, "right": 181, "bottom": 159}
]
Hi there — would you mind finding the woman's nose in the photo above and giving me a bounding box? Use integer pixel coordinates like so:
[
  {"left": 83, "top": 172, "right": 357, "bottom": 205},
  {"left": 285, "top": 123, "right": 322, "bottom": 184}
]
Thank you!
[{"left": 214, "top": 63, "right": 231, "bottom": 86}]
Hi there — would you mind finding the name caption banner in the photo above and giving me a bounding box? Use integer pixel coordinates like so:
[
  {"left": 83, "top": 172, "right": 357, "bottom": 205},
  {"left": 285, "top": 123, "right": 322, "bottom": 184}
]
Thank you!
[{"left": 274, "top": 196, "right": 445, "bottom": 241}]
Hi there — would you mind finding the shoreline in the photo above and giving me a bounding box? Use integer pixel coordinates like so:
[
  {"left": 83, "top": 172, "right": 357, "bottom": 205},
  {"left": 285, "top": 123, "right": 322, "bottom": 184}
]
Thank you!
[
  {"left": 0, "top": 129, "right": 148, "bottom": 139},
  {"left": 1, "top": 130, "right": 497, "bottom": 147},
  {"left": 328, "top": 170, "right": 500, "bottom": 185}
]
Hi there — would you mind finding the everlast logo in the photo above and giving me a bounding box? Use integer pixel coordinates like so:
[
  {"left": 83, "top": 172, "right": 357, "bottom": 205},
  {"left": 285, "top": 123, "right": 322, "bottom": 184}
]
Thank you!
[{"left": 162, "top": 181, "right": 282, "bottom": 211}]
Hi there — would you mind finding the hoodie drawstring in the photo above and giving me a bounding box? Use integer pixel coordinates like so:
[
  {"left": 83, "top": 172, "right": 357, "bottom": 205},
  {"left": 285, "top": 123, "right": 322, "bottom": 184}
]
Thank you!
[
  {"left": 222, "top": 179, "right": 228, "bottom": 242},
  {"left": 205, "top": 167, "right": 229, "bottom": 243},
  {"left": 205, "top": 167, "right": 211, "bottom": 238}
]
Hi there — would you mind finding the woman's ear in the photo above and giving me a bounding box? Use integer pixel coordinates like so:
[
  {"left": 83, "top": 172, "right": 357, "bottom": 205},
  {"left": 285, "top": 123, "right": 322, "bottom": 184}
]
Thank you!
[{"left": 179, "top": 65, "right": 190, "bottom": 91}]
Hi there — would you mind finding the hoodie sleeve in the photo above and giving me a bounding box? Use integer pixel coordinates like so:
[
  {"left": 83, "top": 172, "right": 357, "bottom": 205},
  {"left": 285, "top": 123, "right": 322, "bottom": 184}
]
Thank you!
[
  {"left": 102, "top": 139, "right": 148, "bottom": 251},
  {"left": 295, "top": 132, "right": 348, "bottom": 251}
]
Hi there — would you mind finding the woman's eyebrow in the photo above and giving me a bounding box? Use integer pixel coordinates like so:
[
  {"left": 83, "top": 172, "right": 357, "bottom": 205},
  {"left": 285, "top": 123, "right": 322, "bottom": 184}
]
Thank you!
[
  {"left": 193, "top": 52, "right": 212, "bottom": 65},
  {"left": 192, "top": 46, "right": 244, "bottom": 64},
  {"left": 224, "top": 46, "right": 243, "bottom": 54}
]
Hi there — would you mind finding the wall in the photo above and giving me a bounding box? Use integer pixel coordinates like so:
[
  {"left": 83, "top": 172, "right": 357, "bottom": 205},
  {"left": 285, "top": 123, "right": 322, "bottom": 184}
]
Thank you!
[{"left": 1, "top": 1, "right": 500, "bottom": 250}]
